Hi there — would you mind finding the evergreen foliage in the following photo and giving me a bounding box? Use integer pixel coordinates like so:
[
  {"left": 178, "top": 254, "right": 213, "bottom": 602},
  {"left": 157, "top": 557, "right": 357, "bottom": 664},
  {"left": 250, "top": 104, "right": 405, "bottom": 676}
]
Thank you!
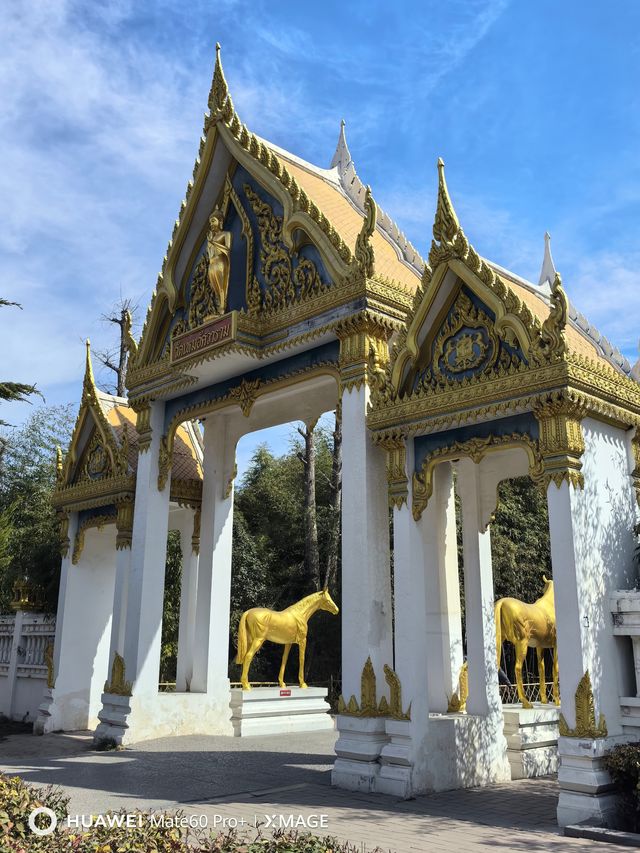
[{"left": 0, "top": 406, "right": 75, "bottom": 611}]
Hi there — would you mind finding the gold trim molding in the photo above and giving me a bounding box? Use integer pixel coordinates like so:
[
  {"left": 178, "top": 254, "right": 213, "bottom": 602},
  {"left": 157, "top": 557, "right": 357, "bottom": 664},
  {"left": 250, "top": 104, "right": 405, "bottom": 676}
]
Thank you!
[
  {"left": 104, "top": 652, "right": 132, "bottom": 696},
  {"left": 412, "top": 432, "right": 544, "bottom": 520}
]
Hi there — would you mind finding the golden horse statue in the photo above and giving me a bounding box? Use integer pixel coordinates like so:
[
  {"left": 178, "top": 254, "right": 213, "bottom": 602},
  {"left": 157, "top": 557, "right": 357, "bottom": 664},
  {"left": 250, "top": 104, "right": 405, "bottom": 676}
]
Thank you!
[
  {"left": 236, "top": 588, "right": 339, "bottom": 690},
  {"left": 495, "top": 576, "right": 559, "bottom": 709}
]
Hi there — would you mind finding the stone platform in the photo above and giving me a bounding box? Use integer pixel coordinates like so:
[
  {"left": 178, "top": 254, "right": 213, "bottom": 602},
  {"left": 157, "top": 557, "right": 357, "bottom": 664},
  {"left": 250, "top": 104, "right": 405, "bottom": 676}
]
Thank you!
[
  {"left": 230, "top": 686, "right": 332, "bottom": 736},
  {"left": 502, "top": 703, "right": 559, "bottom": 779}
]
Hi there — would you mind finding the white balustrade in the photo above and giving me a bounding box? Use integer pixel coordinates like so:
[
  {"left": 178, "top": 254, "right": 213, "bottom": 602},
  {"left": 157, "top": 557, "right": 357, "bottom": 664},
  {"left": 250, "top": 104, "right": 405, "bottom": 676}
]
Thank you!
[{"left": 0, "top": 612, "right": 56, "bottom": 722}]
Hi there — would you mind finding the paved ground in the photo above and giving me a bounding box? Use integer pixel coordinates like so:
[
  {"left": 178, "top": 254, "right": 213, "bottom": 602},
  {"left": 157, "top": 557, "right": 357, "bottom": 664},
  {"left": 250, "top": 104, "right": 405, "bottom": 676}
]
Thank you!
[{"left": 0, "top": 729, "right": 630, "bottom": 852}]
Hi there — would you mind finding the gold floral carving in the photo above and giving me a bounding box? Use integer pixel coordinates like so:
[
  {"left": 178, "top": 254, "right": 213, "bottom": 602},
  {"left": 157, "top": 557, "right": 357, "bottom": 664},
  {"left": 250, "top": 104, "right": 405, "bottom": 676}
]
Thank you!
[
  {"left": 337, "top": 658, "right": 410, "bottom": 720},
  {"left": 228, "top": 377, "right": 262, "bottom": 416},
  {"left": 44, "top": 641, "right": 55, "bottom": 689},
  {"left": 337, "top": 313, "right": 391, "bottom": 392},
  {"left": 134, "top": 402, "right": 152, "bottom": 453},
  {"left": 412, "top": 433, "right": 544, "bottom": 521},
  {"left": 104, "top": 652, "right": 132, "bottom": 697},
  {"left": 157, "top": 435, "right": 171, "bottom": 491},
  {"left": 192, "top": 506, "right": 201, "bottom": 555},
  {"left": 225, "top": 463, "right": 238, "bottom": 499},
  {"left": 377, "top": 433, "right": 408, "bottom": 509},
  {"left": 447, "top": 661, "right": 469, "bottom": 713},
  {"left": 558, "top": 671, "right": 607, "bottom": 739},
  {"left": 631, "top": 431, "right": 640, "bottom": 508},
  {"left": 115, "top": 497, "right": 134, "bottom": 550},
  {"left": 58, "top": 512, "right": 70, "bottom": 558},
  {"left": 72, "top": 514, "right": 116, "bottom": 565},
  {"left": 243, "top": 185, "right": 328, "bottom": 313},
  {"left": 534, "top": 394, "right": 586, "bottom": 490}
]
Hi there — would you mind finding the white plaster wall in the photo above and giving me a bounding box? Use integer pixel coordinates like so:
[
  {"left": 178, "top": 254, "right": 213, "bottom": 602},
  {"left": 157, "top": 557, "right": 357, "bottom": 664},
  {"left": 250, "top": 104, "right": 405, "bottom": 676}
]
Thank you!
[
  {"left": 54, "top": 526, "right": 116, "bottom": 730},
  {"left": 548, "top": 417, "right": 638, "bottom": 734}
]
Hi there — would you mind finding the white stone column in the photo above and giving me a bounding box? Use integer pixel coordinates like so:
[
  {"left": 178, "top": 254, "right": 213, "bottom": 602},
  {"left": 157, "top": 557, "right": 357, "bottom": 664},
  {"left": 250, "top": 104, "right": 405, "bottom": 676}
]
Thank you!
[
  {"left": 547, "top": 418, "right": 639, "bottom": 827},
  {"left": 176, "top": 508, "right": 199, "bottom": 692},
  {"left": 333, "top": 381, "right": 393, "bottom": 793},
  {"left": 105, "top": 545, "right": 131, "bottom": 674},
  {"left": 457, "top": 457, "right": 502, "bottom": 717},
  {"left": 95, "top": 400, "right": 170, "bottom": 745},
  {"left": 339, "top": 382, "right": 393, "bottom": 696},
  {"left": 35, "top": 511, "right": 78, "bottom": 734},
  {"left": 424, "top": 462, "right": 463, "bottom": 713},
  {"left": 190, "top": 415, "right": 234, "bottom": 732},
  {"left": 453, "top": 457, "right": 510, "bottom": 787},
  {"left": 39, "top": 521, "right": 116, "bottom": 733}
]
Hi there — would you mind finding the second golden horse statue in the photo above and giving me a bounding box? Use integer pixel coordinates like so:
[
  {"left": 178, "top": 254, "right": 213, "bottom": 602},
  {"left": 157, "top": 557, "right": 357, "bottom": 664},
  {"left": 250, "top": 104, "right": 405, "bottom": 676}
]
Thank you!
[
  {"left": 235, "top": 588, "right": 339, "bottom": 690},
  {"left": 495, "top": 576, "right": 559, "bottom": 709}
]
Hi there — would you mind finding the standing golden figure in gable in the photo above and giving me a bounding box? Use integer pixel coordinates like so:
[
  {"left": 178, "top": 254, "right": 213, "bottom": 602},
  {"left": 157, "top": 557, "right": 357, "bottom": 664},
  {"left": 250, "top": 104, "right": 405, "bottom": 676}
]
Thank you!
[{"left": 206, "top": 208, "right": 232, "bottom": 314}]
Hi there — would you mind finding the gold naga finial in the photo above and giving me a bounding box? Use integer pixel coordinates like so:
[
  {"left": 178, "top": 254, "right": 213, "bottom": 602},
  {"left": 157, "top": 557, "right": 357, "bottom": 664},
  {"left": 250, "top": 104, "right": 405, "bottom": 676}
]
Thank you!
[
  {"left": 83, "top": 338, "right": 96, "bottom": 393},
  {"left": 433, "top": 157, "right": 461, "bottom": 245},
  {"left": 540, "top": 271, "right": 568, "bottom": 358},
  {"left": 353, "top": 185, "right": 376, "bottom": 279},
  {"left": 208, "top": 42, "right": 234, "bottom": 121},
  {"left": 123, "top": 309, "right": 138, "bottom": 358},
  {"left": 55, "top": 445, "right": 64, "bottom": 483}
]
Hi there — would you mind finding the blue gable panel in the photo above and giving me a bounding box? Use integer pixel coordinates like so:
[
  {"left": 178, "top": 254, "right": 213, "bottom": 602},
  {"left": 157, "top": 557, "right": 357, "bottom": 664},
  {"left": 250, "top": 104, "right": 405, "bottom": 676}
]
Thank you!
[
  {"left": 163, "top": 340, "right": 340, "bottom": 431},
  {"left": 413, "top": 412, "right": 539, "bottom": 474}
]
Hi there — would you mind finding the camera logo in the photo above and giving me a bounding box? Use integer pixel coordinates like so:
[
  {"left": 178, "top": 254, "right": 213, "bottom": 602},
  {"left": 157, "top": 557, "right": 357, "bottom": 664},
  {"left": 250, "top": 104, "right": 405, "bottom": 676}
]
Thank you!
[{"left": 28, "top": 807, "right": 58, "bottom": 836}]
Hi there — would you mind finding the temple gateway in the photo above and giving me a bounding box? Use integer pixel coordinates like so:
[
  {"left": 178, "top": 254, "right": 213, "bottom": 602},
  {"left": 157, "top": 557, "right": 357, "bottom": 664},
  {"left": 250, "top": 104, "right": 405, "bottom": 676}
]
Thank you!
[{"left": 39, "top": 46, "right": 640, "bottom": 828}]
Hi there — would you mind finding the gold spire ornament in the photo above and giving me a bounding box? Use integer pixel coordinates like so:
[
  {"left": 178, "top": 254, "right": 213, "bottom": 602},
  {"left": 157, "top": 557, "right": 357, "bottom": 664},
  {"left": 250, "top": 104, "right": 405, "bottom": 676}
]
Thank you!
[
  {"left": 559, "top": 671, "right": 607, "bottom": 738},
  {"left": 447, "top": 661, "right": 469, "bottom": 713}
]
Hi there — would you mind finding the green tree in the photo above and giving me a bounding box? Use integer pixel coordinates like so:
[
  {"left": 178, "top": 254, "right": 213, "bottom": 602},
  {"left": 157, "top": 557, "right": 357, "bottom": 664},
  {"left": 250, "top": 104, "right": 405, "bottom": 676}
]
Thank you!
[
  {"left": 0, "top": 298, "right": 40, "bottom": 432},
  {"left": 0, "top": 405, "right": 75, "bottom": 611}
]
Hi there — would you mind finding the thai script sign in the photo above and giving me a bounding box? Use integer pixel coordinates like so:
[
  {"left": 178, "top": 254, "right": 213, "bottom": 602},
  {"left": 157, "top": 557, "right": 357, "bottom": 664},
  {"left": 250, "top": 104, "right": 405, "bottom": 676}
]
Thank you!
[{"left": 171, "top": 313, "right": 236, "bottom": 364}]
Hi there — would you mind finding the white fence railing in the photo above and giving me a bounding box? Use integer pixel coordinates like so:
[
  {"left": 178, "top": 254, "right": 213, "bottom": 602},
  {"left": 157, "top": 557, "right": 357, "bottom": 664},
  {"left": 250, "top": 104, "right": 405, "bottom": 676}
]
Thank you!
[{"left": 0, "top": 611, "right": 55, "bottom": 723}]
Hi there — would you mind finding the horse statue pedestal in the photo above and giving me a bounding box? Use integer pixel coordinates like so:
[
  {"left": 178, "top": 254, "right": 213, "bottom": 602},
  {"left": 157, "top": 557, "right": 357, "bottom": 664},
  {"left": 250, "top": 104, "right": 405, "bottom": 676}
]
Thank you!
[
  {"left": 230, "top": 686, "right": 333, "bottom": 737},
  {"left": 502, "top": 703, "right": 560, "bottom": 779}
]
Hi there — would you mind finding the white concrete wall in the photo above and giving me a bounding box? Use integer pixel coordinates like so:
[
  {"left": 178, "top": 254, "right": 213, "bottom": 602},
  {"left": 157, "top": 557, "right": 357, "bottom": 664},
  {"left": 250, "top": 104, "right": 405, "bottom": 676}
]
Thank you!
[{"left": 548, "top": 418, "right": 638, "bottom": 734}]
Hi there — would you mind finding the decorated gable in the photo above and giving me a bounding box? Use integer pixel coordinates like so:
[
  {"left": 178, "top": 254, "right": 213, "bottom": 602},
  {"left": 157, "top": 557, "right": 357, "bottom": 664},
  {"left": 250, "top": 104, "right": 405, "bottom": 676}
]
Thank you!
[
  {"left": 407, "top": 284, "right": 527, "bottom": 394},
  {"left": 159, "top": 166, "right": 334, "bottom": 361}
]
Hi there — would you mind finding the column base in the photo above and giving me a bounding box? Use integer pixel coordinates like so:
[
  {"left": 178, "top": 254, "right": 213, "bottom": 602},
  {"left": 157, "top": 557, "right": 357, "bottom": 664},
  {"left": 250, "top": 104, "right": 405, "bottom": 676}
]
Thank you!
[
  {"left": 557, "top": 735, "right": 630, "bottom": 828},
  {"left": 420, "top": 712, "right": 511, "bottom": 793},
  {"left": 94, "top": 688, "right": 234, "bottom": 746},
  {"left": 229, "top": 687, "right": 332, "bottom": 736},
  {"left": 33, "top": 688, "right": 59, "bottom": 735},
  {"left": 377, "top": 718, "right": 413, "bottom": 798},
  {"left": 502, "top": 703, "right": 559, "bottom": 779},
  {"left": 332, "top": 715, "right": 388, "bottom": 793}
]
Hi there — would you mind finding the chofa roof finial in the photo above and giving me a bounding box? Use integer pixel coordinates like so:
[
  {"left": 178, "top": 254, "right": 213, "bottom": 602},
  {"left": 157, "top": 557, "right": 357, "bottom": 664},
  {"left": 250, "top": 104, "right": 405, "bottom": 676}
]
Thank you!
[
  {"left": 538, "top": 231, "right": 557, "bottom": 287},
  {"left": 433, "top": 158, "right": 460, "bottom": 245},
  {"left": 208, "top": 42, "right": 233, "bottom": 120}
]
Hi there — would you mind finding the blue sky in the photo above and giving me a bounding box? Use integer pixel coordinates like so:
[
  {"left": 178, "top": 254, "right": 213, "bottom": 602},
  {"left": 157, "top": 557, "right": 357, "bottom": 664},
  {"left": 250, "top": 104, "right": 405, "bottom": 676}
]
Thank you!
[{"left": 2, "top": 0, "right": 639, "bottom": 469}]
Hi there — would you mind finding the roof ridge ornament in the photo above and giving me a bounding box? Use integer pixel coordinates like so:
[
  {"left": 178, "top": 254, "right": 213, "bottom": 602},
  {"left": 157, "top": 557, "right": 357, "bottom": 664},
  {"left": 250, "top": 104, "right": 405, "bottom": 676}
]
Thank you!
[
  {"left": 539, "top": 272, "right": 569, "bottom": 359},
  {"left": 433, "top": 158, "right": 461, "bottom": 246},
  {"left": 538, "top": 231, "right": 557, "bottom": 287},
  {"left": 83, "top": 339, "right": 96, "bottom": 395},
  {"left": 208, "top": 43, "right": 234, "bottom": 122},
  {"left": 352, "top": 185, "right": 376, "bottom": 280},
  {"left": 330, "top": 118, "right": 352, "bottom": 172}
]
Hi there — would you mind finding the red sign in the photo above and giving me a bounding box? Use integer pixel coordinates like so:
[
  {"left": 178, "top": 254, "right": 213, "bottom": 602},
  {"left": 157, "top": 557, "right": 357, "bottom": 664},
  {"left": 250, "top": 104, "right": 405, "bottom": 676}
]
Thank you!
[
  {"left": 279, "top": 689, "right": 291, "bottom": 697},
  {"left": 171, "top": 313, "right": 236, "bottom": 364}
]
